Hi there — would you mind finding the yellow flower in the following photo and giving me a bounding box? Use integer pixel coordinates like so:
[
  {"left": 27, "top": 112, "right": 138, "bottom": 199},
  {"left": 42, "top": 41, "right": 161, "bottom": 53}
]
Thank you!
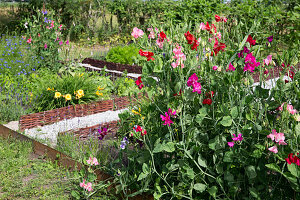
[
  {"left": 77, "top": 89, "right": 84, "bottom": 96},
  {"left": 97, "top": 86, "right": 104, "bottom": 90},
  {"left": 65, "top": 94, "right": 72, "bottom": 101},
  {"left": 54, "top": 92, "right": 61, "bottom": 98},
  {"left": 80, "top": 73, "right": 84, "bottom": 77},
  {"left": 47, "top": 87, "right": 52, "bottom": 91},
  {"left": 29, "top": 92, "right": 33, "bottom": 97},
  {"left": 96, "top": 91, "right": 103, "bottom": 96}
]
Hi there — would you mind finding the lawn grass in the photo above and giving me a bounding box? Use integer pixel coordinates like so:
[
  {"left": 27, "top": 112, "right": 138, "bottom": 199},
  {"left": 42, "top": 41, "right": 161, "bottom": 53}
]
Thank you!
[{"left": 0, "top": 136, "right": 71, "bottom": 199}]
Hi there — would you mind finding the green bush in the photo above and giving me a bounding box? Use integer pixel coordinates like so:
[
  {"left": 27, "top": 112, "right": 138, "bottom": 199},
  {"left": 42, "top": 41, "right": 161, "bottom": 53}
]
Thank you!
[{"left": 105, "top": 45, "right": 139, "bottom": 65}]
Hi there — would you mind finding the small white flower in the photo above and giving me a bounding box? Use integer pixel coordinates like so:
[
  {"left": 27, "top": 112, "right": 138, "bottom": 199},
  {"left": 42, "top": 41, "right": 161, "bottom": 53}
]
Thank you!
[{"left": 24, "top": 22, "right": 28, "bottom": 29}]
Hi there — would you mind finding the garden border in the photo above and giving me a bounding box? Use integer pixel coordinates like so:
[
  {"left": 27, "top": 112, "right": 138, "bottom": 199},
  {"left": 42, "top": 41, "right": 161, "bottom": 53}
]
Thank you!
[{"left": 0, "top": 124, "right": 154, "bottom": 200}]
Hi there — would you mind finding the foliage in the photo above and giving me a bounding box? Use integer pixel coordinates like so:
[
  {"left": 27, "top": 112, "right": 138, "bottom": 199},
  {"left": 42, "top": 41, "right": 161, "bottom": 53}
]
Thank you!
[
  {"left": 105, "top": 44, "right": 139, "bottom": 65},
  {"left": 113, "top": 17, "right": 299, "bottom": 199},
  {"left": 32, "top": 71, "right": 110, "bottom": 112}
]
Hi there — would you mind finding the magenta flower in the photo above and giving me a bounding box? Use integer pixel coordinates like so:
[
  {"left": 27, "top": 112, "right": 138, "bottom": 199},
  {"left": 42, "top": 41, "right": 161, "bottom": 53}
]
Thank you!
[
  {"left": 226, "top": 62, "right": 235, "bottom": 72},
  {"left": 44, "top": 43, "right": 47, "bottom": 49},
  {"left": 268, "top": 146, "right": 278, "bottom": 154},
  {"left": 66, "top": 40, "right": 69, "bottom": 45},
  {"left": 160, "top": 112, "right": 173, "bottom": 126},
  {"left": 228, "top": 142, "right": 235, "bottom": 147},
  {"left": 187, "top": 73, "right": 198, "bottom": 86},
  {"left": 131, "top": 27, "right": 144, "bottom": 39},
  {"left": 232, "top": 133, "right": 243, "bottom": 141},
  {"left": 192, "top": 82, "right": 202, "bottom": 94},
  {"left": 244, "top": 53, "right": 260, "bottom": 72},
  {"left": 59, "top": 40, "right": 63, "bottom": 45},
  {"left": 263, "top": 55, "right": 272, "bottom": 66},
  {"left": 80, "top": 179, "right": 93, "bottom": 192},
  {"left": 168, "top": 108, "right": 176, "bottom": 116},
  {"left": 267, "top": 35, "right": 273, "bottom": 43},
  {"left": 212, "top": 66, "right": 218, "bottom": 71}
]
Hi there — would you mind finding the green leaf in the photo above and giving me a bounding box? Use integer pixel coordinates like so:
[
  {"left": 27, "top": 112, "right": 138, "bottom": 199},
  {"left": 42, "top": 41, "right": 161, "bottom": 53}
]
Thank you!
[
  {"left": 208, "top": 186, "right": 218, "bottom": 198},
  {"left": 196, "top": 107, "right": 207, "bottom": 125},
  {"left": 194, "top": 183, "right": 207, "bottom": 193},
  {"left": 220, "top": 116, "right": 232, "bottom": 127},
  {"left": 249, "top": 187, "right": 260, "bottom": 199},
  {"left": 296, "top": 124, "right": 300, "bottom": 137},
  {"left": 153, "top": 143, "right": 163, "bottom": 153},
  {"left": 137, "top": 172, "right": 148, "bottom": 181},
  {"left": 71, "top": 190, "right": 81, "bottom": 200},
  {"left": 224, "top": 171, "right": 234, "bottom": 182},
  {"left": 231, "top": 106, "right": 238, "bottom": 119},
  {"left": 287, "top": 164, "right": 299, "bottom": 178},
  {"left": 198, "top": 155, "right": 207, "bottom": 168},
  {"left": 164, "top": 142, "right": 176, "bottom": 153},
  {"left": 223, "top": 151, "right": 234, "bottom": 162},
  {"left": 265, "top": 163, "right": 282, "bottom": 173},
  {"left": 186, "top": 167, "right": 195, "bottom": 179},
  {"left": 246, "top": 165, "right": 257, "bottom": 179}
]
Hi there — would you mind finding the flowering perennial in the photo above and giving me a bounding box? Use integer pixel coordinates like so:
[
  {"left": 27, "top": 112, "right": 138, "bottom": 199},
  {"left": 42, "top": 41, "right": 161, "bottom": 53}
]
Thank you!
[
  {"left": 227, "top": 133, "right": 243, "bottom": 147},
  {"left": 87, "top": 156, "right": 99, "bottom": 166},
  {"left": 244, "top": 53, "right": 260, "bottom": 72},
  {"left": 80, "top": 179, "right": 93, "bottom": 192},
  {"left": 135, "top": 76, "right": 144, "bottom": 89},
  {"left": 131, "top": 27, "right": 144, "bottom": 39},
  {"left": 285, "top": 153, "right": 300, "bottom": 166},
  {"left": 139, "top": 49, "right": 154, "bottom": 61},
  {"left": 187, "top": 73, "right": 201, "bottom": 94},
  {"left": 171, "top": 45, "right": 186, "bottom": 68},
  {"left": 184, "top": 31, "right": 199, "bottom": 50}
]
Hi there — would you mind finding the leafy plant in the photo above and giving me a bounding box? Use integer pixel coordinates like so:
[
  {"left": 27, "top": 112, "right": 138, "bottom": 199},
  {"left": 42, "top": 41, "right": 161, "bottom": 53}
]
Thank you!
[{"left": 105, "top": 44, "right": 139, "bottom": 65}]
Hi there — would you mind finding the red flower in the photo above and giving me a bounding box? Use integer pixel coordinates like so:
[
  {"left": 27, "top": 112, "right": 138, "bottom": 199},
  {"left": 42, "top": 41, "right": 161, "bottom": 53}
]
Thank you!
[
  {"left": 215, "top": 15, "right": 221, "bottom": 22},
  {"left": 212, "top": 39, "right": 226, "bottom": 56},
  {"left": 205, "top": 91, "right": 214, "bottom": 98},
  {"left": 285, "top": 153, "right": 300, "bottom": 166},
  {"left": 141, "top": 130, "right": 147, "bottom": 136},
  {"left": 191, "top": 40, "right": 199, "bottom": 51},
  {"left": 133, "top": 125, "right": 143, "bottom": 132},
  {"left": 211, "top": 24, "right": 217, "bottom": 33},
  {"left": 184, "top": 31, "right": 195, "bottom": 44},
  {"left": 203, "top": 98, "right": 212, "bottom": 105},
  {"left": 159, "top": 31, "right": 166, "bottom": 40},
  {"left": 205, "top": 22, "right": 210, "bottom": 31},
  {"left": 173, "top": 89, "right": 183, "bottom": 97},
  {"left": 139, "top": 49, "right": 154, "bottom": 61},
  {"left": 135, "top": 76, "right": 144, "bottom": 89},
  {"left": 247, "top": 35, "right": 256, "bottom": 47}
]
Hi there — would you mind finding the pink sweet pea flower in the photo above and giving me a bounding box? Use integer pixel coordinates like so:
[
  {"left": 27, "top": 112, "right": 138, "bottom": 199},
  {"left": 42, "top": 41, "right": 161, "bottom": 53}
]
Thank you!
[
  {"left": 80, "top": 179, "right": 86, "bottom": 188},
  {"left": 232, "top": 133, "right": 243, "bottom": 141},
  {"left": 160, "top": 112, "right": 173, "bottom": 126},
  {"left": 59, "top": 40, "right": 63, "bottom": 45},
  {"left": 85, "top": 182, "right": 93, "bottom": 192},
  {"left": 226, "top": 62, "right": 235, "bottom": 72},
  {"left": 199, "top": 22, "right": 205, "bottom": 30},
  {"left": 66, "top": 40, "right": 69, "bottom": 45},
  {"left": 263, "top": 55, "right": 272, "bottom": 66},
  {"left": 168, "top": 108, "right": 176, "bottom": 116},
  {"left": 268, "top": 146, "right": 278, "bottom": 153},
  {"left": 187, "top": 73, "right": 198, "bottom": 86},
  {"left": 131, "top": 27, "right": 144, "bottom": 39},
  {"left": 267, "top": 129, "right": 287, "bottom": 145},
  {"left": 286, "top": 104, "right": 297, "bottom": 115},
  {"left": 228, "top": 142, "right": 235, "bottom": 147},
  {"left": 44, "top": 43, "right": 47, "bottom": 49},
  {"left": 92, "top": 157, "right": 99, "bottom": 165},
  {"left": 212, "top": 66, "right": 218, "bottom": 71},
  {"left": 26, "top": 37, "right": 32, "bottom": 44},
  {"left": 192, "top": 82, "right": 202, "bottom": 94}
]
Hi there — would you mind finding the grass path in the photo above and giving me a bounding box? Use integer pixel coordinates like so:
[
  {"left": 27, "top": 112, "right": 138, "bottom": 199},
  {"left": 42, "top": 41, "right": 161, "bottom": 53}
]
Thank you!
[{"left": 0, "top": 137, "right": 71, "bottom": 200}]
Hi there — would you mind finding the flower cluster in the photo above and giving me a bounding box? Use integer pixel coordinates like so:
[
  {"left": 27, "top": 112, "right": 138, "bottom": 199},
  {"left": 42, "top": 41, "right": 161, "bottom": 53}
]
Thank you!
[
  {"left": 53, "top": 90, "right": 71, "bottom": 101},
  {"left": 96, "top": 86, "right": 104, "bottom": 96},
  {"left": 139, "top": 49, "right": 154, "bottom": 61},
  {"left": 246, "top": 35, "right": 256, "bottom": 47},
  {"left": 86, "top": 156, "right": 99, "bottom": 166},
  {"left": 215, "top": 15, "right": 228, "bottom": 22},
  {"left": 131, "top": 27, "right": 144, "bottom": 39},
  {"left": 244, "top": 53, "right": 260, "bottom": 72},
  {"left": 285, "top": 153, "right": 300, "bottom": 166},
  {"left": 226, "top": 62, "right": 236, "bottom": 72},
  {"left": 237, "top": 46, "right": 250, "bottom": 58},
  {"left": 120, "top": 137, "right": 128, "bottom": 149},
  {"left": 184, "top": 31, "right": 199, "bottom": 50},
  {"left": 74, "top": 89, "right": 84, "bottom": 99},
  {"left": 227, "top": 133, "right": 243, "bottom": 147},
  {"left": 187, "top": 73, "right": 201, "bottom": 94},
  {"left": 135, "top": 76, "right": 144, "bottom": 89},
  {"left": 171, "top": 45, "right": 186, "bottom": 68},
  {"left": 98, "top": 126, "right": 109, "bottom": 140},
  {"left": 160, "top": 108, "right": 176, "bottom": 126},
  {"left": 133, "top": 125, "right": 147, "bottom": 136},
  {"left": 80, "top": 179, "right": 93, "bottom": 192},
  {"left": 156, "top": 31, "right": 167, "bottom": 49},
  {"left": 278, "top": 103, "right": 298, "bottom": 115},
  {"left": 203, "top": 91, "right": 214, "bottom": 105},
  {"left": 212, "top": 38, "right": 226, "bottom": 56},
  {"left": 267, "top": 129, "right": 287, "bottom": 153}
]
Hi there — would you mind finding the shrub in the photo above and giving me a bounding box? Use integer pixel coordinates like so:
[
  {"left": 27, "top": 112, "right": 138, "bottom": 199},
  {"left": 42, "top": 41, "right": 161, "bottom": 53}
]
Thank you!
[{"left": 105, "top": 45, "right": 139, "bottom": 65}]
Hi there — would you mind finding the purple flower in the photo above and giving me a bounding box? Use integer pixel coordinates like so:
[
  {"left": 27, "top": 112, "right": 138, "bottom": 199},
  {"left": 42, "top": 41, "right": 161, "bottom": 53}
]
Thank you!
[
  {"left": 42, "top": 10, "right": 48, "bottom": 15},
  {"left": 120, "top": 137, "right": 128, "bottom": 149},
  {"left": 267, "top": 35, "right": 273, "bottom": 43}
]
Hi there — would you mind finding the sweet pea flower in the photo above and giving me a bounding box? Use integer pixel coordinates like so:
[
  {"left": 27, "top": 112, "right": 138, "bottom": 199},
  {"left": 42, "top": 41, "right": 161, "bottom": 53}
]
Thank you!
[
  {"left": 228, "top": 142, "right": 235, "bottom": 147},
  {"left": 226, "top": 62, "right": 235, "bottom": 72},
  {"left": 59, "top": 40, "right": 63, "bottom": 45},
  {"left": 267, "top": 35, "right": 273, "bottom": 43},
  {"left": 66, "top": 40, "right": 69, "bottom": 45},
  {"left": 268, "top": 146, "right": 278, "bottom": 154},
  {"left": 160, "top": 112, "right": 173, "bottom": 126},
  {"left": 267, "top": 129, "right": 287, "bottom": 145},
  {"left": 26, "top": 37, "right": 32, "bottom": 44},
  {"left": 120, "top": 137, "right": 128, "bottom": 149},
  {"left": 199, "top": 22, "right": 205, "bottom": 30},
  {"left": 263, "top": 55, "right": 272, "bottom": 66},
  {"left": 232, "top": 133, "right": 243, "bottom": 141},
  {"left": 87, "top": 156, "right": 99, "bottom": 166},
  {"left": 131, "top": 27, "right": 144, "bottom": 39},
  {"left": 44, "top": 43, "right": 47, "bottom": 49},
  {"left": 187, "top": 73, "right": 198, "bottom": 86},
  {"left": 212, "top": 66, "right": 218, "bottom": 71},
  {"left": 286, "top": 153, "right": 300, "bottom": 166}
]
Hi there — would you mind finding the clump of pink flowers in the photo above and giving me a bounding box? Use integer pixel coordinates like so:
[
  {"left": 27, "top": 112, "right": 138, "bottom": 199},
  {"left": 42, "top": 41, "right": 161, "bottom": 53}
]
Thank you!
[
  {"left": 226, "top": 62, "right": 235, "bottom": 72},
  {"left": 161, "top": 108, "right": 176, "bottom": 126},
  {"left": 187, "top": 73, "right": 202, "bottom": 94},
  {"left": 131, "top": 27, "right": 144, "bottom": 39},
  {"left": 171, "top": 45, "right": 186, "bottom": 68},
  {"left": 244, "top": 53, "right": 260, "bottom": 72},
  {"left": 267, "top": 129, "right": 287, "bottom": 154},
  {"left": 87, "top": 156, "right": 99, "bottom": 166},
  {"left": 80, "top": 179, "right": 93, "bottom": 192},
  {"left": 278, "top": 103, "right": 297, "bottom": 115},
  {"left": 156, "top": 31, "right": 167, "bottom": 49},
  {"left": 227, "top": 133, "right": 243, "bottom": 147}
]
